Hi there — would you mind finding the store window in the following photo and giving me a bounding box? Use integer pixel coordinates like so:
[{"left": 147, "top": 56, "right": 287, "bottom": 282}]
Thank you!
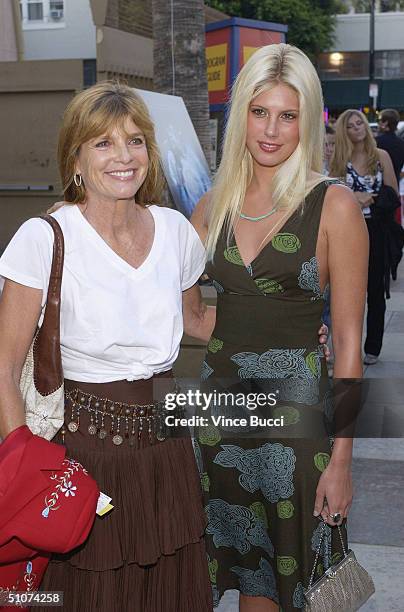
[
  {"left": 319, "top": 50, "right": 404, "bottom": 80},
  {"left": 318, "top": 52, "right": 369, "bottom": 79}
]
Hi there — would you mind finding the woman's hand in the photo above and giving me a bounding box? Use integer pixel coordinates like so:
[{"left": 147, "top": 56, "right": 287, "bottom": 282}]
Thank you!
[
  {"left": 354, "top": 192, "right": 374, "bottom": 209},
  {"left": 313, "top": 461, "right": 353, "bottom": 526},
  {"left": 318, "top": 323, "right": 330, "bottom": 360},
  {"left": 182, "top": 284, "right": 216, "bottom": 342}
]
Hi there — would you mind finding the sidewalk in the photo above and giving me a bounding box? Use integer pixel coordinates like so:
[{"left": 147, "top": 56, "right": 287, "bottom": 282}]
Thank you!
[
  {"left": 348, "top": 259, "right": 404, "bottom": 611},
  {"left": 217, "top": 262, "right": 404, "bottom": 611}
]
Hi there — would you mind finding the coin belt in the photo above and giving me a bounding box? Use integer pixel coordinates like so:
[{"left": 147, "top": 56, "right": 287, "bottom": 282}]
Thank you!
[{"left": 62, "top": 388, "right": 176, "bottom": 446}]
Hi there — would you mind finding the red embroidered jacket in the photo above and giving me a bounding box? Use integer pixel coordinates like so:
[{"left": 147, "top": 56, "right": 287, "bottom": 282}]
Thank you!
[{"left": 0, "top": 426, "right": 99, "bottom": 609}]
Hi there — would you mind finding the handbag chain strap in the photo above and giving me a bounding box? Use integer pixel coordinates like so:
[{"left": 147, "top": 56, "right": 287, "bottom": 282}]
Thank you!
[{"left": 308, "top": 521, "right": 348, "bottom": 590}]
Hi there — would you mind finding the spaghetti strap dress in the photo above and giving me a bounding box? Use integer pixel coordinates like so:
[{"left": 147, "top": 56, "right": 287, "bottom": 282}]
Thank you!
[{"left": 196, "top": 181, "right": 348, "bottom": 611}]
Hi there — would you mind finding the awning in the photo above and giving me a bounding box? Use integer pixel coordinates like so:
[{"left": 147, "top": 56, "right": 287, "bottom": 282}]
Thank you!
[
  {"left": 321, "top": 79, "right": 370, "bottom": 108},
  {"left": 380, "top": 80, "right": 404, "bottom": 110}
]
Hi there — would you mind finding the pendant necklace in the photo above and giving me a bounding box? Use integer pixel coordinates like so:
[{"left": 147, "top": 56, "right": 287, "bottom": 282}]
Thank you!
[{"left": 240, "top": 205, "right": 279, "bottom": 222}]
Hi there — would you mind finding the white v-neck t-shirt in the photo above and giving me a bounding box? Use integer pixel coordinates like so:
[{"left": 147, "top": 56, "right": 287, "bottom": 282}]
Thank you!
[{"left": 0, "top": 204, "right": 206, "bottom": 382}]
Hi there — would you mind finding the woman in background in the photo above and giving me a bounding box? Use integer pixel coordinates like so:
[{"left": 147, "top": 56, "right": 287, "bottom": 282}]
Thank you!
[{"left": 330, "top": 109, "right": 398, "bottom": 365}]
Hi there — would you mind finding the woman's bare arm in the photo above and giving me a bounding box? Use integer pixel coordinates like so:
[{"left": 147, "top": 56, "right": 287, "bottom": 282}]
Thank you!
[
  {"left": 0, "top": 280, "right": 42, "bottom": 438},
  {"left": 314, "top": 184, "right": 369, "bottom": 524},
  {"left": 190, "top": 192, "right": 210, "bottom": 243},
  {"left": 326, "top": 185, "right": 368, "bottom": 379},
  {"left": 378, "top": 148, "right": 399, "bottom": 193},
  {"left": 182, "top": 193, "right": 216, "bottom": 342}
]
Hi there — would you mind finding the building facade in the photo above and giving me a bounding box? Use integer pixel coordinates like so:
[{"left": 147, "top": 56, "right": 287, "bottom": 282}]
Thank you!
[
  {"left": 0, "top": 0, "right": 226, "bottom": 248},
  {"left": 318, "top": 5, "right": 404, "bottom": 113}
]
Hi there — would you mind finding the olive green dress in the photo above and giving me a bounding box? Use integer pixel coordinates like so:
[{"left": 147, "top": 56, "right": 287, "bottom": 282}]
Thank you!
[{"left": 196, "top": 182, "right": 347, "bottom": 611}]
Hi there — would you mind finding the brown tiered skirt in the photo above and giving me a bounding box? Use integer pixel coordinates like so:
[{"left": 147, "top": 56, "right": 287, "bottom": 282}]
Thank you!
[{"left": 39, "top": 374, "right": 212, "bottom": 612}]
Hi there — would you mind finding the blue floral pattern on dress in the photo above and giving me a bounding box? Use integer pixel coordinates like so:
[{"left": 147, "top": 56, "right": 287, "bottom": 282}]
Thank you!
[
  {"left": 205, "top": 498, "right": 274, "bottom": 556},
  {"left": 211, "top": 585, "right": 220, "bottom": 607},
  {"left": 201, "top": 360, "right": 214, "bottom": 380},
  {"left": 213, "top": 443, "right": 296, "bottom": 503},
  {"left": 293, "top": 581, "right": 305, "bottom": 608},
  {"left": 230, "top": 348, "right": 317, "bottom": 380},
  {"left": 192, "top": 438, "right": 204, "bottom": 474},
  {"left": 231, "top": 558, "right": 279, "bottom": 601},
  {"left": 298, "top": 256, "right": 328, "bottom": 301},
  {"left": 229, "top": 348, "right": 321, "bottom": 404},
  {"left": 276, "top": 378, "right": 320, "bottom": 405}
]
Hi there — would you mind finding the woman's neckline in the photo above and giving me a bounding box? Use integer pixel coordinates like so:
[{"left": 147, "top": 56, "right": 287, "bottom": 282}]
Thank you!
[{"left": 72, "top": 203, "right": 161, "bottom": 274}]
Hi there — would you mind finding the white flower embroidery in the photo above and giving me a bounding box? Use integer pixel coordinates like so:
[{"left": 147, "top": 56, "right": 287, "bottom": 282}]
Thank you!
[{"left": 60, "top": 480, "right": 77, "bottom": 497}]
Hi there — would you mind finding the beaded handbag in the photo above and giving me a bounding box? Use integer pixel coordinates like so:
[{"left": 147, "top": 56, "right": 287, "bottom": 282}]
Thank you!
[
  {"left": 304, "top": 521, "right": 375, "bottom": 611},
  {"left": 20, "top": 215, "right": 65, "bottom": 440}
]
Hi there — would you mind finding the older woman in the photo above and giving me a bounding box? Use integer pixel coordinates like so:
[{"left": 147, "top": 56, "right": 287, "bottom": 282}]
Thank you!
[{"left": 0, "top": 82, "right": 214, "bottom": 611}]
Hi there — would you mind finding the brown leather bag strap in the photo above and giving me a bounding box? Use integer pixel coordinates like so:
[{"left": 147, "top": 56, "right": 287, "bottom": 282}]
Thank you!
[{"left": 33, "top": 214, "right": 65, "bottom": 396}]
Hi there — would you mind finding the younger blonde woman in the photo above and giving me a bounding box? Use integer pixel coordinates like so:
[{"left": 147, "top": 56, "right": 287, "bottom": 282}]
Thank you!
[{"left": 192, "top": 44, "right": 368, "bottom": 611}]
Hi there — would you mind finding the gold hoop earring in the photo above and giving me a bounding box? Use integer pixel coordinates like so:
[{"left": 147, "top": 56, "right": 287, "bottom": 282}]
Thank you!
[{"left": 73, "top": 173, "right": 82, "bottom": 187}]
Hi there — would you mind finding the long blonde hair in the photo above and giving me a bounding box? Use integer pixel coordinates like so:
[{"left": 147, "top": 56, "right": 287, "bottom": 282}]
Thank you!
[
  {"left": 205, "top": 43, "right": 328, "bottom": 260},
  {"left": 57, "top": 81, "right": 163, "bottom": 206},
  {"left": 329, "top": 109, "right": 379, "bottom": 179}
]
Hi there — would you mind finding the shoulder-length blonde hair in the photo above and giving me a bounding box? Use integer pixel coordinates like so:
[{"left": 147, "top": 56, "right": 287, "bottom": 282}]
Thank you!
[
  {"left": 329, "top": 109, "right": 378, "bottom": 179},
  {"left": 205, "top": 43, "right": 328, "bottom": 260},
  {"left": 57, "top": 81, "right": 163, "bottom": 206}
]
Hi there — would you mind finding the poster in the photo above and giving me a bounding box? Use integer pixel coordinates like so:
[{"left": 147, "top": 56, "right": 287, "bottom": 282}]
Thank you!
[{"left": 136, "top": 89, "right": 211, "bottom": 218}]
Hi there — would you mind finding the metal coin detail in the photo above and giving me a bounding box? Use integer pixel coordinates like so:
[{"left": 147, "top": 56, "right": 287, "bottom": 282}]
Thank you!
[
  {"left": 112, "top": 434, "right": 123, "bottom": 446},
  {"left": 88, "top": 424, "right": 97, "bottom": 435},
  {"left": 67, "top": 421, "right": 79, "bottom": 433},
  {"left": 98, "top": 428, "right": 107, "bottom": 440}
]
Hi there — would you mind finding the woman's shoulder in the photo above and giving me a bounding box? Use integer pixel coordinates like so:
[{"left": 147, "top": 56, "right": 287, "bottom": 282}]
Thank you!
[
  {"left": 192, "top": 191, "right": 211, "bottom": 218},
  {"left": 150, "top": 203, "right": 184, "bottom": 219},
  {"left": 307, "top": 175, "right": 344, "bottom": 199},
  {"left": 11, "top": 214, "right": 55, "bottom": 243},
  {"left": 46, "top": 202, "right": 78, "bottom": 237},
  {"left": 376, "top": 148, "right": 390, "bottom": 167},
  {"left": 149, "top": 203, "right": 192, "bottom": 229},
  {"left": 19, "top": 203, "right": 77, "bottom": 248},
  {"left": 189, "top": 191, "right": 212, "bottom": 242},
  {"left": 322, "top": 182, "right": 362, "bottom": 223}
]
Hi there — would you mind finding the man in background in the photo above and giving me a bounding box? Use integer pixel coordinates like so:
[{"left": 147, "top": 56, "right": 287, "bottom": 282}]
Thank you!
[
  {"left": 323, "top": 124, "right": 335, "bottom": 176},
  {"left": 377, "top": 109, "right": 404, "bottom": 184}
]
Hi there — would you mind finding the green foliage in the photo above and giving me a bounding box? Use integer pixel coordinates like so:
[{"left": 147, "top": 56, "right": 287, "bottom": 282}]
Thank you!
[
  {"left": 380, "top": 0, "right": 404, "bottom": 10},
  {"left": 206, "top": 0, "right": 348, "bottom": 58},
  {"left": 352, "top": 0, "right": 371, "bottom": 11}
]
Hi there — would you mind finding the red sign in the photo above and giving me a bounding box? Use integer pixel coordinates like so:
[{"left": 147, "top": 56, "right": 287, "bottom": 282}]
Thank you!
[{"left": 239, "top": 27, "right": 283, "bottom": 69}]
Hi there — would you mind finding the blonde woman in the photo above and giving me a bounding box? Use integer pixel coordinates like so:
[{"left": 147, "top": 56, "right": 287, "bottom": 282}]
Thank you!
[
  {"left": 0, "top": 82, "right": 214, "bottom": 611},
  {"left": 330, "top": 110, "right": 398, "bottom": 365},
  {"left": 192, "top": 45, "right": 368, "bottom": 611}
]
